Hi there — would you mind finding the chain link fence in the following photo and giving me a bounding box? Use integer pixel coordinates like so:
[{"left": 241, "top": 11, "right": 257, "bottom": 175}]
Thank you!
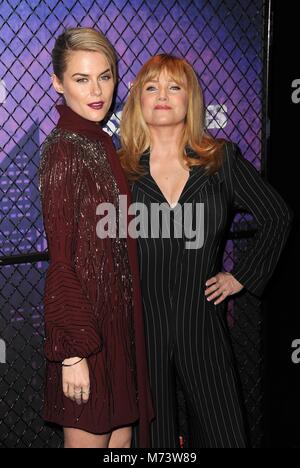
[{"left": 0, "top": 0, "right": 269, "bottom": 448}]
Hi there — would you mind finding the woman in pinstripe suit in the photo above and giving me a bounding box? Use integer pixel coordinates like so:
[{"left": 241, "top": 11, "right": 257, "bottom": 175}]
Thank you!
[{"left": 119, "top": 54, "right": 293, "bottom": 448}]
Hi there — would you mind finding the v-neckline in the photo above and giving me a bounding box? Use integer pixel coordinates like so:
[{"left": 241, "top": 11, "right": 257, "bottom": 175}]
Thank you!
[
  {"left": 138, "top": 148, "right": 210, "bottom": 208},
  {"left": 149, "top": 164, "right": 191, "bottom": 209}
]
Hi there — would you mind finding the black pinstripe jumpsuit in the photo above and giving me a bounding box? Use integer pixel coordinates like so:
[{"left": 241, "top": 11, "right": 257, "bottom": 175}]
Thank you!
[{"left": 131, "top": 141, "right": 292, "bottom": 448}]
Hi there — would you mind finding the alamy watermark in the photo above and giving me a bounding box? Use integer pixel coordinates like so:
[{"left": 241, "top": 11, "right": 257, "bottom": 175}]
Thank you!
[
  {"left": 96, "top": 195, "right": 205, "bottom": 250},
  {"left": 0, "top": 339, "right": 6, "bottom": 364},
  {"left": 0, "top": 79, "right": 7, "bottom": 104},
  {"left": 291, "top": 339, "right": 300, "bottom": 364},
  {"left": 291, "top": 79, "right": 300, "bottom": 104}
]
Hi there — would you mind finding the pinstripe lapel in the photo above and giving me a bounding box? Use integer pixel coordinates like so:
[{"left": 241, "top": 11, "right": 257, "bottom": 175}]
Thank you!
[
  {"left": 136, "top": 149, "right": 223, "bottom": 205},
  {"left": 180, "top": 165, "right": 224, "bottom": 204}
]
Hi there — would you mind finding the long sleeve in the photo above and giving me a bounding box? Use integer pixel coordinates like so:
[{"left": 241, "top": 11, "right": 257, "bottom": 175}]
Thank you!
[
  {"left": 39, "top": 138, "right": 103, "bottom": 362},
  {"left": 228, "top": 143, "right": 293, "bottom": 297}
]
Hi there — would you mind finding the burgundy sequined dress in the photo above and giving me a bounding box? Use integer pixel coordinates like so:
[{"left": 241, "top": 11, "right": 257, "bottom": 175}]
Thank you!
[{"left": 38, "top": 104, "right": 154, "bottom": 447}]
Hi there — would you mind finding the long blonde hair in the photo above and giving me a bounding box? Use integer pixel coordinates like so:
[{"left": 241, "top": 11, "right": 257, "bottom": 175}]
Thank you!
[{"left": 119, "top": 54, "right": 225, "bottom": 180}]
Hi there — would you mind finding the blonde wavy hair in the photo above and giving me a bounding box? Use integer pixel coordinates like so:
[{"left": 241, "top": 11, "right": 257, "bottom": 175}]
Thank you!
[{"left": 119, "top": 54, "right": 225, "bottom": 180}]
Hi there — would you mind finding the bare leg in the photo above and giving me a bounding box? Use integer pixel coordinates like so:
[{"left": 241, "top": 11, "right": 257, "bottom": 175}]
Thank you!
[
  {"left": 108, "top": 426, "right": 132, "bottom": 448},
  {"left": 63, "top": 427, "right": 111, "bottom": 448}
]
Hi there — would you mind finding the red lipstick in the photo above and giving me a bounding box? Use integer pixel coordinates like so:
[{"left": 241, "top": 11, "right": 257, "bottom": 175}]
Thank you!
[{"left": 88, "top": 101, "right": 104, "bottom": 110}]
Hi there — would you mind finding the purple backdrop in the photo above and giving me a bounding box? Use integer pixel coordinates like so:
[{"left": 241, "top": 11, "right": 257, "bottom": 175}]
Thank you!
[{"left": 0, "top": 0, "right": 265, "bottom": 276}]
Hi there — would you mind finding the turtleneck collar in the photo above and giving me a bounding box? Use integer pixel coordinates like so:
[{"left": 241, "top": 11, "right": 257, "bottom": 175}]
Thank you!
[{"left": 56, "top": 104, "right": 109, "bottom": 141}]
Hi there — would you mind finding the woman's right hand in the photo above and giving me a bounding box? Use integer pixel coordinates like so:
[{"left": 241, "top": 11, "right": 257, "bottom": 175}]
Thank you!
[{"left": 62, "top": 357, "right": 90, "bottom": 405}]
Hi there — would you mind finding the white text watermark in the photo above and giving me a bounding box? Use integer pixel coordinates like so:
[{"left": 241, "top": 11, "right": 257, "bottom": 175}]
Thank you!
[
  {"left": 291, "top": 339, "right": 300, "bottom": 364},
  {"left": 96, "top": 196, "right": 205, "bottom": 250},
  {"left": 0, "top": 339, "right": 6, "bottom": 364}
]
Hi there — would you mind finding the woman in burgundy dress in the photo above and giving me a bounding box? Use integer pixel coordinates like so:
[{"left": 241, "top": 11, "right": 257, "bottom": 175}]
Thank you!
[{"left": 38, "top": 27, "right": 154, "bottom": 448}]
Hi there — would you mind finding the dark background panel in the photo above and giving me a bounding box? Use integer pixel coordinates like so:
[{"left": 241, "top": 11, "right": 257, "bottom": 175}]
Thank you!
[{"left": 266, "top": 0, "right": 300, "bottom": 448}]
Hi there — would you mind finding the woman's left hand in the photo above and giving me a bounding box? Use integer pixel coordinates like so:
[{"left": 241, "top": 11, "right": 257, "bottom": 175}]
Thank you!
[{"left": 204, "top": 272, "right": 244, "bottom": 305}]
